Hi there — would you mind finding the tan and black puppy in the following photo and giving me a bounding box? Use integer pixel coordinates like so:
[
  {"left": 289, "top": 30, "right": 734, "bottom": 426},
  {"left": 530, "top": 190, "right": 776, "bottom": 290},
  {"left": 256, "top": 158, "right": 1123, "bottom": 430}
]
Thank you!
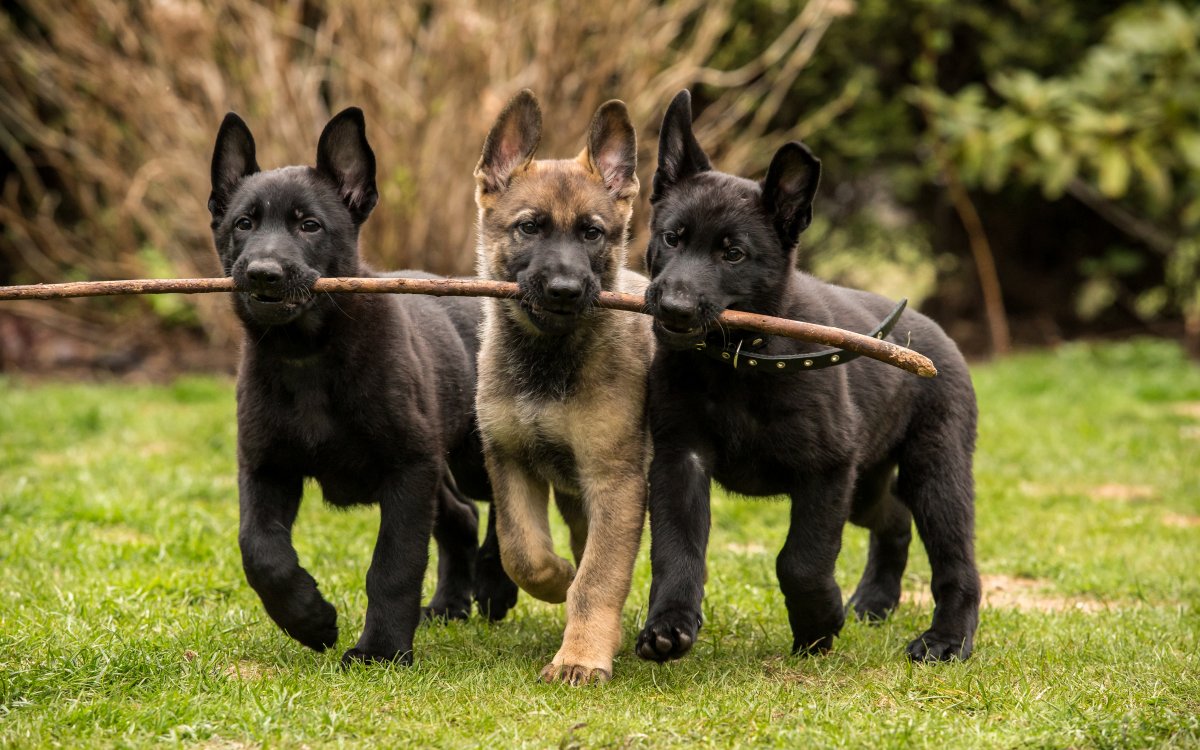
[{"left": 473, "top": 90, "right": 653, "bottom": 685}]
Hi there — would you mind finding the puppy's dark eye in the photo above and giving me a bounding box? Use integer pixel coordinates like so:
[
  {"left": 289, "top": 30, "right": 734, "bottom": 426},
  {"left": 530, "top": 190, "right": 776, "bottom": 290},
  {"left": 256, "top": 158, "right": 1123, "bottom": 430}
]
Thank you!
[
  {"left": 662, "top": 231, "right": 680, "bottom": 247},
  {"left": 299, "top": 219, "right": 322, "bottom": 233},
  {"left": 235, "top": 217, "right": 253, "bottom": 231},
  {"left": 518, "top": 221, "right": 539, "bottom": 236},
  {"left": 723, "top": 247, "right": 746, "bottom": 263},
  {"left": 582, "top": 226, "right": 603, "bottom": 241}
]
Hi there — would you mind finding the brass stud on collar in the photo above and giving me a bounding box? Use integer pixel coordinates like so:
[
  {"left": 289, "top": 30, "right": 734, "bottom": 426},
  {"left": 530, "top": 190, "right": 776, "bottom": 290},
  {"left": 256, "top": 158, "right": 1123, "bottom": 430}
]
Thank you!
[
  {"left": 803, "top": 359, "right": 814, "bottom": 367},
  {"left": 777, "top": 362, "right": 786, "bottom": 369},
  {"left": 830, "top": 354, "right": 840, "bottom": 363},
  {"left": 751, "top": 338, "right": 763, "bottom": 347},
  {"left": 748, "top": 359, "right": 758, "bottom": 366},
  {"left": 721, "top": 352, "right": 731, "bottom": 360},
  {"left": 695, "top": 342, "right": 707, "bottom": 350}
]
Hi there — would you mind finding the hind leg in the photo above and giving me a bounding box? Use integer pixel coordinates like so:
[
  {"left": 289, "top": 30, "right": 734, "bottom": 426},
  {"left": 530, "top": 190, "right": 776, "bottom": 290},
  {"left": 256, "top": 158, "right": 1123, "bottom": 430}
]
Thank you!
[
  {"left": 897, "top": 421, "right": 981, "bottom": 662},
  {"left": 554, "top": 490, "right": 588, "bottom": 565},
  {"left": 475, "top": 503, "right": 520, "bottom": 621},
  {"left": 778, "top": 468, "right": 853, "bottom": 655},
  {"left": 847, "top": 462, "right": 912, "bottom": 622},
  {"left": 422, "top": 474, "right": 479, "bottom": 622}
]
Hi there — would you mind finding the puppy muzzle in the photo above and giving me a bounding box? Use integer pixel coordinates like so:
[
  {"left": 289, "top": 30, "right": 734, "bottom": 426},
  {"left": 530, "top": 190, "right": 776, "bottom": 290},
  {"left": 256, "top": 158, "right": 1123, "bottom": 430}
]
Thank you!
[
  {"left": 232, "top": 258, "right": 319, "bottom": 325},
  {"left": 519, "top": 273, "right": 598, "bottom": 333},
  {"left": 648, "top": 287, "right": 709, "bottom": 349}
]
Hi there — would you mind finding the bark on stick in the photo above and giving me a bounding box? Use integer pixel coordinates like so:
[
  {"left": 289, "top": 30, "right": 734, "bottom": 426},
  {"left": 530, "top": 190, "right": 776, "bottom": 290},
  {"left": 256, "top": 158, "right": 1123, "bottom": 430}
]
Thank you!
[{"left": 0, "top": 277, "right": 938, "bottom": 377}]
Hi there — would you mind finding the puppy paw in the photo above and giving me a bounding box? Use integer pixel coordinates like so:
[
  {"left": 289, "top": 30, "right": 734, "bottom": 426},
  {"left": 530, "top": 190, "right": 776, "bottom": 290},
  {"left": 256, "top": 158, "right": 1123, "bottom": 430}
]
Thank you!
[
  {"left": 906, "top": 630, "right": 972, "bottom": 662},
  {"left": 420, "top": 601, "right": 472, "bottom": 624},
  {"left": 790, "top": 617, "right": 844, "bottom": 656},
  {"left": 636, "top": 610, "right": 701, "bottom": 663},
  {"left": 281, "top": 598, "right": 339, "bottom": 652},
  {"left": 475, "top": 575, "right": 519, "bottom": 622},
  {"left": 791, "top": 632, "right": 837, "bottom": 656},
  {"left": 787, "top": 593, "right": 845, "bottom": 656},
  {"left": 847, "top": 584, "right": 900, "bottom": 623},
  {"left": 340, "top": 646, "right": 414, "bottom": 667},
  {"left": 539, "top": 661, "right": 611, "bottom": 686}
]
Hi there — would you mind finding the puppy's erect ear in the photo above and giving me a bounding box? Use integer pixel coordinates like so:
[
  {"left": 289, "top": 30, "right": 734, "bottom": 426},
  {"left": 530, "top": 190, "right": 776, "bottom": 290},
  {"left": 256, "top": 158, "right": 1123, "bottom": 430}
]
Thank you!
[
  {"left": 316, "top": 107, "right": 379, "bottom": 225},
  {"left": 652, "top": 90, "right": 711, "bottom": 203},
  {"left": 475, "top": 90, "right": 542, "bottom": 195},
  {"left": 209, "top": 113, "right": 260, "bottom": 219},
  {"left": 583, "top": 100, "right": 638, "bottom": 202},
  {"left": 762, "top": 141, "right": 821, "bottom": 249}
]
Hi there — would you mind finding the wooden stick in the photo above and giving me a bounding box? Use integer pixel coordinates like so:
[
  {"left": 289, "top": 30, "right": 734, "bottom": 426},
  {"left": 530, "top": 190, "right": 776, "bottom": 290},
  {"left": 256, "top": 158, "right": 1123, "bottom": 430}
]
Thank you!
[{"left": 0, "top": 277, "right": 938, "bottom": 377}]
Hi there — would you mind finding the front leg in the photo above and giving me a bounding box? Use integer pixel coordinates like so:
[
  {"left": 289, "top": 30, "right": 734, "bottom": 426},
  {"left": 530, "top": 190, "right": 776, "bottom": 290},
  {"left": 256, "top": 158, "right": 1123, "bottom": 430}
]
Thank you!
[
  {"left": 636, "top": 441, "right": 713, "bottom": 663},
  {"left": 239, "top": 466, "right": 338, "bottom": 652},
  {"left": 487, "top": 450, "right": 575, "bottom": 603},
  {"left": 342, "top": 459, "right": 441, "bottom": 665},
  {"left": 540, "top": 466, "right": 646, "bottom": 685},
  {"left": 779, "top": 469, "right": 854, "bottom": 655}
]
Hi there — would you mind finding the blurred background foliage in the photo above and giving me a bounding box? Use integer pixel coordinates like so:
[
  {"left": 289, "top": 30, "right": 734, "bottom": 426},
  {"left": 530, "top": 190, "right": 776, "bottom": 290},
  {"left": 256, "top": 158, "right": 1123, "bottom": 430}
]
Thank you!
[{"left": 0, "top": 0, "right": 1197, "bottom": 376}]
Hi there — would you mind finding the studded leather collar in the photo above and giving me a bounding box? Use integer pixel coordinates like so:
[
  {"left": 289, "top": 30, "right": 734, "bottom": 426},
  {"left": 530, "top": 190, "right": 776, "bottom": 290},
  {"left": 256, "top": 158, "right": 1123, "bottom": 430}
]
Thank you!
[{"left": 696, "top": 298, "right": 908, "bottom": 372}]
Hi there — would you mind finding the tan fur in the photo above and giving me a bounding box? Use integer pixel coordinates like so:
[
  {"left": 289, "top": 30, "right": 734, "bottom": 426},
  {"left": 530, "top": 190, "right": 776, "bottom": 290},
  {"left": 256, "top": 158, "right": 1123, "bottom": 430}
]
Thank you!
[{"left": 474, "top": 106, "right": 653, "bottom": 685}]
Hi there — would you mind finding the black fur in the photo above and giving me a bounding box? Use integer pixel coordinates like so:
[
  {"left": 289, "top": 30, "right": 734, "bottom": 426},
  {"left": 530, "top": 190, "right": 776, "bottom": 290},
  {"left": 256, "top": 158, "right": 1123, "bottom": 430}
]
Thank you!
[
  {"left": 487, "top": 320, "right": 593, "bottom": 399},
  {"left": 208, "top": 109, "right": 517, "bottom": 665},
  {"left": 637, "top": 91, "right": 981, "bottom": 664}
]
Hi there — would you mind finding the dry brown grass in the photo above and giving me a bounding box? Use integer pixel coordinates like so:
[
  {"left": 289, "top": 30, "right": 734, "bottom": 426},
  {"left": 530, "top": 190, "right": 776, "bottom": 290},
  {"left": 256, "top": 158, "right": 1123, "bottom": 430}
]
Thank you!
[{"left": 0, "top": 0, "right": 852, "bottom": 343}]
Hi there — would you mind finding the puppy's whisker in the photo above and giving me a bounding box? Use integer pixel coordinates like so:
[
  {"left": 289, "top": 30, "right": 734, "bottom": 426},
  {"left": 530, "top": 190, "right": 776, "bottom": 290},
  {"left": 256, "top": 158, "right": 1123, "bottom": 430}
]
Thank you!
[
  {"left": 715, "top": 318, "right": 731, "bottom": 347},
  {"left": 323, "top": 292, "right": 354, "bottom": 320}
]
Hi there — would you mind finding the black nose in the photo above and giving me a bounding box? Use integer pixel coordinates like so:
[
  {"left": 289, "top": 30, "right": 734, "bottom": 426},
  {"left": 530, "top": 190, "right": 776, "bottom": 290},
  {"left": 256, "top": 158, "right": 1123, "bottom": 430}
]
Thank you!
[
  {"left": 246, "top": 259, "right": 284, "bottom": 287},
  {"left": 657, "top": 294, "right": 698, "bottom": 328},
  {"left": 545, "top": 277, "right": 583, "bottom": 304}
]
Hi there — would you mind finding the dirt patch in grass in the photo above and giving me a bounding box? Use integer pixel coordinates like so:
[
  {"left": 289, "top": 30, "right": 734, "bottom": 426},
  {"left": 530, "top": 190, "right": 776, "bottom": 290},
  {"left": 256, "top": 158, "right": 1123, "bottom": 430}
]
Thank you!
[
  {"left": 1170, "top": 402, "right": 1200, "bottom": 419},
  {"left": 222, "top": 660, "right": 274, "bottom": 681},
  {"left": 191, "top": 739, "right": 260, "bottom": 750},
  {"left": 1161, "top": 512, "right": 1200, "bottom": 529},
  {"left": 981, "top": 574, "right": 1110, "bottom": 612},
  {"left": 93, "top": 525, "right": 155, "bottom": 546},
  {"left": 1088, "top": 483, "right": 1157, "bottom": 502},
  {"left": 760, "top": 656, "right": 823, "bottom": 685},
  {"left": 1019, "top": 481, "right": 1158, "bottom": 502},
  {"left": 904, "top": 574, "right": 1109, "bottom": 613},
  {"left": 725, "top": 542, "right": 769, "bottom": 556},
  {"left": 1172, "top": 403, "right": 1200, "bottom": 440}
]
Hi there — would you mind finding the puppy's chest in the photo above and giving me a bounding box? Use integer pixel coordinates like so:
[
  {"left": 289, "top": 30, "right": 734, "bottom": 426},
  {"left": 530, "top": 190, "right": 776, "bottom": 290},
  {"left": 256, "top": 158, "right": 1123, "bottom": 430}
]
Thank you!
[
  {"left": 698, "top": 377, "right": 859, "bottom": 477},
  {"left": 484, "top": 396, "right": 582, "bottom": 494},
  {"left": 241, "top": 375, "right": 402, "bottom": 486}
]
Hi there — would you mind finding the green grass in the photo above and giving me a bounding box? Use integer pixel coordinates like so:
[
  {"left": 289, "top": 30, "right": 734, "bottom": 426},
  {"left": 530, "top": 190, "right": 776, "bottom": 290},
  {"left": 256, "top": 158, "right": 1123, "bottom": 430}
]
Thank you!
[{"left": 1, "top": 339, "right": 1198, "bottom": 748}]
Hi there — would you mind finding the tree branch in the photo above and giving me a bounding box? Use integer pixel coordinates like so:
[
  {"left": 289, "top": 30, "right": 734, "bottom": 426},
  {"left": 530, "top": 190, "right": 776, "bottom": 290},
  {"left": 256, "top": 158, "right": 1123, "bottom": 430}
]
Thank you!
[{"left": 0, "top": 276, "right": 938, "bottom": 377}]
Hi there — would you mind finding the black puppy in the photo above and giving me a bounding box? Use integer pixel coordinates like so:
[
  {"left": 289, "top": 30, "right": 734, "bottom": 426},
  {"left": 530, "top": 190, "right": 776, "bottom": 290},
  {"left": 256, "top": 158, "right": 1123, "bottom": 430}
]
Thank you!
[
  {"left": 208, "top": 108, "right": 517, "bottom": 665},
  {"left": 636, "top": 91, "right": 981, "bottom": 663}
]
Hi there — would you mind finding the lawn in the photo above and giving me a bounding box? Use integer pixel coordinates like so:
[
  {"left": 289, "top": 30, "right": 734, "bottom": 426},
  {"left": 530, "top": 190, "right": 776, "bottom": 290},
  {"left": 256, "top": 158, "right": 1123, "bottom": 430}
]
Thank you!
[{"left": 1, "top": 339, "right": 1198, "bottom": 748}]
